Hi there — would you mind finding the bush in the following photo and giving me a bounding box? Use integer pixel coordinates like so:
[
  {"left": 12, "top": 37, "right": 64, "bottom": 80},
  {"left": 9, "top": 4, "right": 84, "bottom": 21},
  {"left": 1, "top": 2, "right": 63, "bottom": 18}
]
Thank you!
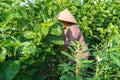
[{"left": 0, "top": 0, "right": 120, "bottom": 80}]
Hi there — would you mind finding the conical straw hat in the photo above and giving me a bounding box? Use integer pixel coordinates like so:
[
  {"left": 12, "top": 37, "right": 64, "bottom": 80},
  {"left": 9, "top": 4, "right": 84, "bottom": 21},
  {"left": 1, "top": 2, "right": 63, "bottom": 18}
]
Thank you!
[{"left": 57, "top": 9, "right": 77, "bottom": 23}]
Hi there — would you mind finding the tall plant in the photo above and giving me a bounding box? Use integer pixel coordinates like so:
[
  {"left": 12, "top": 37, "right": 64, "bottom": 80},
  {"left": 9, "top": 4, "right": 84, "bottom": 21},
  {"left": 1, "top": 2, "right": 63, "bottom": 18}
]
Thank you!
[{"left": 58, "top": 41, "right": 93, "bottom": 80}]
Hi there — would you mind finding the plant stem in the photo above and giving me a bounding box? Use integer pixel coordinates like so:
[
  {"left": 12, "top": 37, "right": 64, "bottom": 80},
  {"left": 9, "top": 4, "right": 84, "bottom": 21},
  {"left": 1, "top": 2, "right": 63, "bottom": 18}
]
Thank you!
[{"left": 75, "top": 42, "right": 81, "bottom": 80}]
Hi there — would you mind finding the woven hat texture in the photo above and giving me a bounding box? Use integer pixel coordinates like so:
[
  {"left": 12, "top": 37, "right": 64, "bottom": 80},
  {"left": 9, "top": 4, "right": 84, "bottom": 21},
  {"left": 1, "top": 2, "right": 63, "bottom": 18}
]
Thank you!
[{"left": 57, "top": 9, "right": 77, "bottom": 23}]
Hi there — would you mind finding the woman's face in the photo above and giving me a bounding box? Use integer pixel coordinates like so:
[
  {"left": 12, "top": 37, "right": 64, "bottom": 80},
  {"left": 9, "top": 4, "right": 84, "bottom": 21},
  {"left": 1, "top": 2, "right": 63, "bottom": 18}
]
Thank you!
[{"left": 62, "top": 21, "right": 70, "bottom": 28}]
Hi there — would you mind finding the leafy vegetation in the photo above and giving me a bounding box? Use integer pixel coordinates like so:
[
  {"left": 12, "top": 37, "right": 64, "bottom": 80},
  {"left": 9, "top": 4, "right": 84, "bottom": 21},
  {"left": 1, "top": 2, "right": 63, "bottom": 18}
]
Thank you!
[{"left": 0, "top": 0, "right": 120, "bottom": 80}]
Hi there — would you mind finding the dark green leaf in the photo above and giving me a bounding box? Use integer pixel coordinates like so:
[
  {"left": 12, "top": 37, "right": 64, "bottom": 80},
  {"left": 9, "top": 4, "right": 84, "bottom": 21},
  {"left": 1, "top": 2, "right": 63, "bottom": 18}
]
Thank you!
[{"left": 1, "top": 61, "right": 21, "bottom": 80}]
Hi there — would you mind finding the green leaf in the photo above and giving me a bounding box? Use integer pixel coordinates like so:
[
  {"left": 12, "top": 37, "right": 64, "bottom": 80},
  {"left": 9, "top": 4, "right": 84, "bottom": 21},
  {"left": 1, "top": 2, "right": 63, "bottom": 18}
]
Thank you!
[
  {"left": 0, "top": 47, "right": 7, "bottom": 62},
  {"left": 0, "top": 40, "right": 14, "bottom": 47},
  {"left": 19, "top": 8, "right": 27, "bottom": 19},
  {"left": 14, "top": 0, "right": 21, "bottom": 4},
  {"left": 81, "top": 60, "right": 94, "bottom": 64},
  {"left": 50, "top": 25, "right": 62, "bottom": 36},
  {"left": 23, "top": 31, "right": 36, "bottom": 39},
  {"left": 19, "top": 42, "right": 38, "bottom": 61},
  {"left": 110, "top": 55, "right": 120, "bottom": 67},
  {"left": 60, "top": 75, "right": 70, "bottom": 80},
  {"left": 60, "top": 73, "right": 75, "bottom": 80},
  {"left": 68, "top": 46, "right": 75, "bottom": 53},
  {"left": 14, "top": 73, "right": 31, "bottom": 80},
  {"left": 41, "top": 26, "right": 49, "bottom": 37},
  {"left": 36, "top": 31, "right": 42, "bottom": 42},
  {"left": 6, "top": 12, "right": 16, "bottom": 24},
  {"left": 46, "top": 0, "right": 51, "bottom": 3},
  {"left": 1, "top": 61, "right": 21, "bottom": 80},
  {"left": 61, "top": 51, "right": 75, "bottom": 60},
  {"left": 27, "top": 68, "right": 38, "bottom": 75},
  {"left": 76, "top": 76, "right": 83, "bottom": 80},
  {"left": 50, "top": 35, "right": 64, "bottom": 45},
  {"left": 118, "top": 71, "right": 120, "bottom": 77},
  {"left": 70, "top": 41, "right": 78, "bottom": 48},
  {"left": 58, "top": 63, "right": 71, "bottom": 73},
  {"left": 86, "top": 78, "right": 95, "bottom": 80}
]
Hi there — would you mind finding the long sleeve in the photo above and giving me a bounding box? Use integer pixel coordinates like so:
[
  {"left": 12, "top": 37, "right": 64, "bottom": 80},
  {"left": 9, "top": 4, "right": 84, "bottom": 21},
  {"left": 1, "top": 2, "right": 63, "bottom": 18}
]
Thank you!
[{"left": 78, "top": 32, "right": 89, "bottom": 58}]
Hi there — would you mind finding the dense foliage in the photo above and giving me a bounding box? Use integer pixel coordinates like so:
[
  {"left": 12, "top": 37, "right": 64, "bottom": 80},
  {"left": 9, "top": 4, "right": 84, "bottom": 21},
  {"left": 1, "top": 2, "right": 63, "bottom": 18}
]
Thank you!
[{"left": 0, "top": 0, "right": 120, "bottom": 80}]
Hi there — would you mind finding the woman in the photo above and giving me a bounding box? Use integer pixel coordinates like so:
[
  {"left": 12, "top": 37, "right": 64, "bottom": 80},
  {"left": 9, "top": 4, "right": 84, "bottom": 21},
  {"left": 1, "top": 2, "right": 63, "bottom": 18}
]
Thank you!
[{"left": 57, "top": 8, "right": 89, "bottom": 60}]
